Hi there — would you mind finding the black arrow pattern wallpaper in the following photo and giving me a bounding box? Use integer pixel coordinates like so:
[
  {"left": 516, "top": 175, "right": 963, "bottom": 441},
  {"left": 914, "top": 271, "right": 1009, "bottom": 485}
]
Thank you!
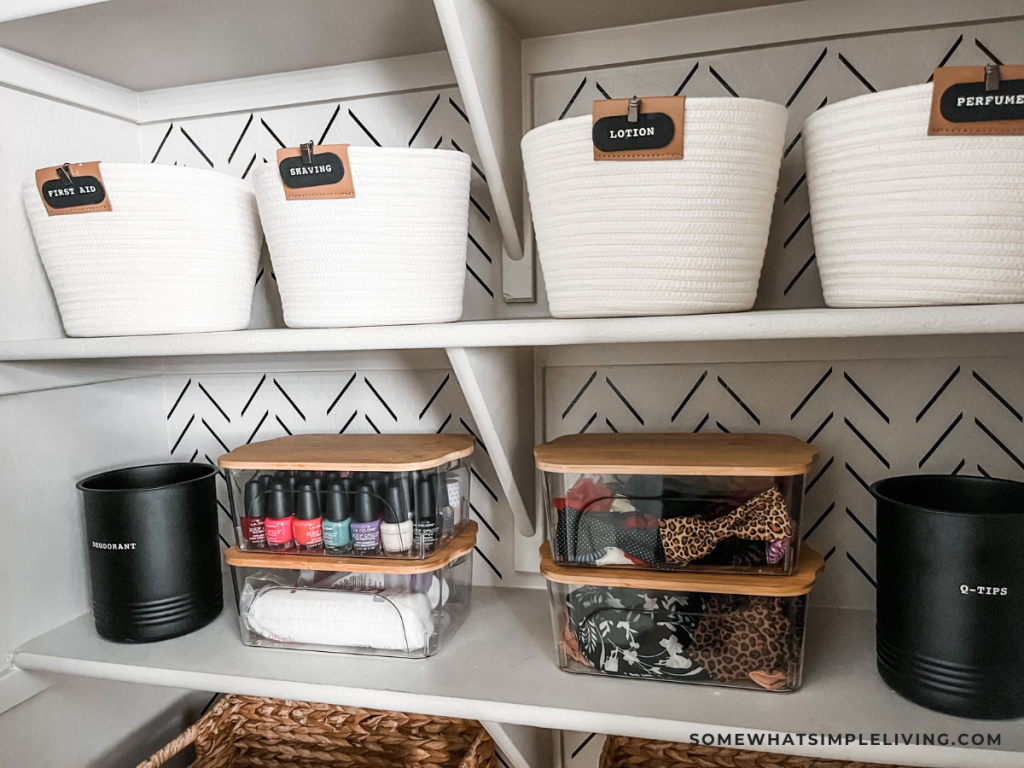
[{"left": 140, "top": 86, "right": 503, "bottom": 325}]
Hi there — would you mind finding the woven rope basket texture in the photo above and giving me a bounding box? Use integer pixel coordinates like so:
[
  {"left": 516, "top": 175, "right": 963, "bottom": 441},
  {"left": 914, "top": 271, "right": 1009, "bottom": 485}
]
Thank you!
[
  {"left": 254, "top": 147, "right": 471, "bottom": 329},
  {"left": 22, "top": 163, "right": 262, "bottom": 337},
  {"left": 599, "top": 735, "right": 914, "bottom": 768},
  {"left": 804, "top": 83, "right": 1024, "bottom": 308},
  {"left": 136, "top": 695, "right": 497, "bottom": 768},
  {"left": 521, "top": 98, "right": 787, "bottom": 319}
]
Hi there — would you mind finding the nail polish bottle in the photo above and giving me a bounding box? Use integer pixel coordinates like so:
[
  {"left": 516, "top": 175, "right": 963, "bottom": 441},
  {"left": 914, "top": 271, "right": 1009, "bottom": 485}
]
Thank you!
[
  {"left": 323, "top": 481, "right": 352, "bottom": 555},
  {"left": 381, "top": 483, "right": 413, "bottom": 554},
  {"left": 265, "top": 482, "right": 294, "bottom": 552},
  {"left": 351, "top": 484, "right": 381, "bottom": 554},
  {"left": 415, "top": 476, "right": 438, "bottom": 555},
  {"left": 241, "top": 479, "right": 268, "bottom": 549},
  {"left": 293, "top": 483, "right": 324, "bottom": 554}
]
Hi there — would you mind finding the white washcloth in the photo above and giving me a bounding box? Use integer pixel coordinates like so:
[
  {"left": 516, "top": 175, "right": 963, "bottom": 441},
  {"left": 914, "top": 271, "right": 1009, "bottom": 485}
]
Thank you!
[{"left": 247, "top": 587, "right": 435, "bottom": 652}]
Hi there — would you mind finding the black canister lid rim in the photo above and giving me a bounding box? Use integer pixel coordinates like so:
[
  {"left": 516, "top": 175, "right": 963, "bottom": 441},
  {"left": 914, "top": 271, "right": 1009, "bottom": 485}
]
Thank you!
[
  {"left": 870, "top": 475, "right": 1024, "bottom": 518},
  {"left": 78, "top": 463, "right": 218, "bottom": 493}
]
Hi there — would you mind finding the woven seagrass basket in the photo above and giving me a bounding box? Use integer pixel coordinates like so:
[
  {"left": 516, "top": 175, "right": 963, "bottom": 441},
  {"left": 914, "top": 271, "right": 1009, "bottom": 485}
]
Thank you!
[
  {"left": 137, "top": 695, "right": 497, "bottom": 768},
  {"left": 599, "top": 735, "right": 914, "bottom": 768}
]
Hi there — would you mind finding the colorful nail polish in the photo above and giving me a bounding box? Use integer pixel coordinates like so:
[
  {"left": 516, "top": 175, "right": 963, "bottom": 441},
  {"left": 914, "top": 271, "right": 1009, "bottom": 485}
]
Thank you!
[
  {"left": 323, "top": 480, "right": 352, "bottom": 555},
  {"left": 381, "top": 483, "right": 413, "bottom": 554},
  {"left": 294, "top": 483, "right": 324, "bottom": 554},
  {"left": 265, "top": 482, "right": 294, "bottom": 552},
  {"left": 351, "top": 484, "right": 381, "bottom": 554},
  {"left": 241, "top": 479, "right": 267, "bottom": 549}
]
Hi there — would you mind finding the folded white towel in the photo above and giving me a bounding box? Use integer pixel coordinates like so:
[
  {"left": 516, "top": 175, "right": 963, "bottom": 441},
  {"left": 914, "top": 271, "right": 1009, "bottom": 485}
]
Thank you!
[{"left": 246, "top": 587, "right": 435, "bottom": 652}]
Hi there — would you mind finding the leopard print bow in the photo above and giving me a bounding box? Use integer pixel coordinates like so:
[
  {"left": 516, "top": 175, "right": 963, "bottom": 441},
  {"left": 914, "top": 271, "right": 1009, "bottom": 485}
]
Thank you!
[
  {"left": 689, "top": 595, "right": 792, "bottom": 690},
  {"left": 659, "top": 487, "right": 792, "bottom": 565}
]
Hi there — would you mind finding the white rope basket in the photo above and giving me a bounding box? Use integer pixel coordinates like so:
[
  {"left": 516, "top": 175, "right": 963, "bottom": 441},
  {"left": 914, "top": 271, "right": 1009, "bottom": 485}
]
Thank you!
[
  {"left": 804, "top": 83, "right": 1024, "bottom": 307},
  {"left": 22, "top": 163, "right": 262, "bottom": 337},
  {"left": 254, "top": 148, "right": 471, "bottom": 328},
  {"left": 522, "top": 99, "right": 787, "bottom": 318}
]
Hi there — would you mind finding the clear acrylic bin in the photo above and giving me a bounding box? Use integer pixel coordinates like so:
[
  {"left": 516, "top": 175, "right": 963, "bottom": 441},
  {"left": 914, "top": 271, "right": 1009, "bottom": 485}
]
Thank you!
[
  {"left": 226, "top": 522, "right": 476, "bottom": 658},
  {"left": 219, "top": 434, "right": 473, "bottom": 559},
  {"left": 535, "top": 434, "right": 818, "bottom": 575},
  {"left": 541, "top": 542, "right": 824, "bottom": 691}
]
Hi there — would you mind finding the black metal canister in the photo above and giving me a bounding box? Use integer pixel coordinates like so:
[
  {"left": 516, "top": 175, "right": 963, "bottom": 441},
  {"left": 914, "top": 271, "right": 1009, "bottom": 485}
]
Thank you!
[
  {"left": 871, "top": 475, "right": 1024, "bottom": 719},
  {"left": 78, "top": 463, "right": 223, "bottom": 643}
]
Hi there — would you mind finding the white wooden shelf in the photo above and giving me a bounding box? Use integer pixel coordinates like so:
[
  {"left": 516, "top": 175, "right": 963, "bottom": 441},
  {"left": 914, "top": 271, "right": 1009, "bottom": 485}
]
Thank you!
[
  {"left": 13, "top": 586, "right": 1023, "bottom": 768},
  {"left": 2, "top": 305, "right": 1024, "bottom": 363}
]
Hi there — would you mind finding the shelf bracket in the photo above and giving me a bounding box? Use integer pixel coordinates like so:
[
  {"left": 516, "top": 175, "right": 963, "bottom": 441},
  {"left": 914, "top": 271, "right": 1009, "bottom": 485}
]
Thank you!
[
  {"left": 433, "top": 0, "right": 534, "bottom": 302},
  {"left": 446, "top": 347, "right": 535, "bottom": 536}
]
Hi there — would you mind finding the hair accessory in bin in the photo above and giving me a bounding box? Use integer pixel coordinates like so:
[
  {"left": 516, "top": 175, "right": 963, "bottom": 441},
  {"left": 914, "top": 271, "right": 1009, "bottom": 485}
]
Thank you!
[
  {"left": 566, "top": 586, "right": 711, "bottom": 683},
  {"left": 688, "top": 595, "right": 792, "bottom": 689},
  {"left": 555, "top": 507, "right": 666, "bottom": 565},
  {"left": 659, "top": 487, "right": 793, "bottom": 565}
]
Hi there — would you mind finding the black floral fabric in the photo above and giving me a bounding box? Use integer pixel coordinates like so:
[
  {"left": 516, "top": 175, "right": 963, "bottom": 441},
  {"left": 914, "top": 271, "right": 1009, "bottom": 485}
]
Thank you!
[{"left": 566, "top": 586, "right": 711, "bottom": 682}]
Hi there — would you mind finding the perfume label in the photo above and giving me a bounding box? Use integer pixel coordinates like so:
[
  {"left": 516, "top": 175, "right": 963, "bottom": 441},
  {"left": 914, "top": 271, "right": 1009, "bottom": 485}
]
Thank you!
[
  {"left": 929, "top": 66, "right": 1024, "bottom": 136},
  {"left": 592, "top": 96, "right": 685, "bottom": 161},
  {"left": 265, "top": 516, "right": 294, "bottom": 545},
  {"left": 277, "top": 144, "right": 355, "bottom": 200},
  {"left": 35, "top": 162, "right": 112, "bottom": 216}
]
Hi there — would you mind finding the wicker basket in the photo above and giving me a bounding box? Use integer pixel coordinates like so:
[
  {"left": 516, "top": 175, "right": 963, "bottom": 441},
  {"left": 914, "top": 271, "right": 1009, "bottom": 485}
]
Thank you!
[
  {"left": 137, "top": 695, "right": 497, "bottom": 768},
  {"left": 599, "top": 735, "right": 913, "bottom": 768}
]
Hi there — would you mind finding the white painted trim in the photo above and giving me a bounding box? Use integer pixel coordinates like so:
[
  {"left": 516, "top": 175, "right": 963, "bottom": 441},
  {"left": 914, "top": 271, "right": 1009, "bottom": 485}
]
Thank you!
[
  {"left": 523, "top": 0, "right": 1024, "bottom": 76},
  {"left": 6, "top": 305, "right": 1024, "bottom": 361},
  {"left": 0, "top": 666, "right": 50, "bottom": 715},
  {"left": 447, "top": 347, "right": 535, "bottom": 537},
  {"left": 0, "top": 0, "right": 110, "bottom": 23},
  {"left": 481, "top": 721, "right": 552, "bottom": 768},
  {"left": 433, "top": 0, "right": 524, "bottom": 265},
  {"left": 0, "top": 45, "right": 138, "bottom": 120},
  {"left": 137, "top": 51, "right": 458, "bottom": 124}
]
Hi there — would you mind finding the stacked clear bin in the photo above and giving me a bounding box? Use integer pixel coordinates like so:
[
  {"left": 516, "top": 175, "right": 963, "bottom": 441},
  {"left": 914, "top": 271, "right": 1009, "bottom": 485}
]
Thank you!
[
  {"left": 226, "top": 524, "right": 476, "bottom": 658},
  {"left": 535, "top": 433, "right": 818, "bottom": 574},
  {"left": 540, "top": 542, "right": 824, "bottom": 691},
  {"left": 219, "top": 434, "right": 473, "bottom": 559}
]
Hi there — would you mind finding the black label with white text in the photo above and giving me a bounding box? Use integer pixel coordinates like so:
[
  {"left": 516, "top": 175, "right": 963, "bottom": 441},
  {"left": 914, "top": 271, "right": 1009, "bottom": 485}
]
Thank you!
[
  {"left": 940, "top": 78, "right": 1024, "bottom": 123},
  {"left": 592, "top": 112, "right": 675, "bottom": 153},
  {"left": 41, "top": 176, "right": 106, "bottom": 208},
  {"left": 279, "top": 152, "right": 345, "bottom": 188}
]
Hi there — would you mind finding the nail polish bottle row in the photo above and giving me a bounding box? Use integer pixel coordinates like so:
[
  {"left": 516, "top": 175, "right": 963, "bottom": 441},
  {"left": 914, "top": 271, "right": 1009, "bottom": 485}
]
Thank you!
[{"left": 238, "top": 468, "right": 457, "bottom": 557}]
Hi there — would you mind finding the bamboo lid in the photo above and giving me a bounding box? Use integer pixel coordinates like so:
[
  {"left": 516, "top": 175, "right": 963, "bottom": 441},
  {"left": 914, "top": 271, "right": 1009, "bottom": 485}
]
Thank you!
[
  {"left": 539, "top": 541, "right": 824, "bottom": 596},
  {"left": 218, "top": 433, "right": 474, "bottom": 471},
  {"left": 225, "top": 521, "right": 477, "bottom": 574},
  {"left": 534, "top": 433, "right": 817, "bottom": 476}
]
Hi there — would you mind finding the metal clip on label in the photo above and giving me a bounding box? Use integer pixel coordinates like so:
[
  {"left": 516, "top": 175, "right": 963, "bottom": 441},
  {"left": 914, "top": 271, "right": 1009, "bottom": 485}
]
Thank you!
[
  {"left": 985, "top": 63, "right": 1001, "bottom": 92},
  {"left": 627, "top": 96, "right": 640, "bottom": 124},
  {"left": 300, "top": 141, "right": 315, "bottom": 165},
  {"left": 56, "top": 163, "right": 75, "bottom": 186}
]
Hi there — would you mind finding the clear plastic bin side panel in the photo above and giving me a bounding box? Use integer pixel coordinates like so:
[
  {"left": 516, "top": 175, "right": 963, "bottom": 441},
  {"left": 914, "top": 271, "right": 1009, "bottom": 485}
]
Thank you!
[
  {"left": 235, "top": 554, "right": 472, "bottom": 658},
  {"left": 543, "top": 471, "right": 804, "bottom": 574},
  {"left": 226, "top": 459, "right": 470, "bottom": 558},
  {"left": 548, "top": 581, "right": 807, "bottom": 692}
]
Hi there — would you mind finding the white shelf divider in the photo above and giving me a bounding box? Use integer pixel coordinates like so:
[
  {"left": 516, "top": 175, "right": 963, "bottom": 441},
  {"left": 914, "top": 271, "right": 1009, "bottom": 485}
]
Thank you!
[
  {"left": 433, "top": 0, "right": 532, "bottom": 302},
  {"left": 447, "top": 346, "right": 535, "bottom": 536},
  {"left": 13, "top": 587, "right": 1024, "bottom": 768}
]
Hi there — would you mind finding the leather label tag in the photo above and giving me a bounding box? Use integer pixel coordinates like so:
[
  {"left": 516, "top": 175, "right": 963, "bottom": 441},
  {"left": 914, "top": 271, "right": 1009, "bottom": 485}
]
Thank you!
[
  {"left": 35, "top": 162, "right": 111, "bottom": 216},
  {"left": 929, "top": 66, "right": 1024, "bottom": 136},
  {"left": 278, "top": 144, "right": 355, "bottom": 200},
  {"left": 593, "top": 96, "right": 684, "bottom": 161}
]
